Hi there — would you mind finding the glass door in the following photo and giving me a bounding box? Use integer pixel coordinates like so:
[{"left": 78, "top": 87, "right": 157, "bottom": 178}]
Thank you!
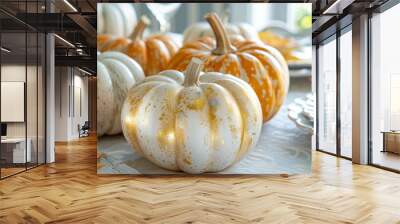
[
  {"left": 0, "top": 1, "right": 47, "bottom": 179},
  {"left": 339, "top": 27, "right": 352, "bottom": 159},
  {"left": 370, "top": 3, "right": 400, "bottom": 171},
  {"left": 317, "top": 36, "right": 337, "bottom": 154},
  {"left": 316, "top": 26, "right": 352, "bottom": 159}
]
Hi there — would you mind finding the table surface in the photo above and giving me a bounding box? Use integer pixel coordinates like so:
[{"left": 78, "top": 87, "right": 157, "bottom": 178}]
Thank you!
[
  {"left": 1, "top": 138, "right": 27, "bottom": 143},
  {"left": 381, "top": 131, "right": 400, "bottom": 134},
  {"left": 98, "top": 78, "right": 312, "bottom": 175}
]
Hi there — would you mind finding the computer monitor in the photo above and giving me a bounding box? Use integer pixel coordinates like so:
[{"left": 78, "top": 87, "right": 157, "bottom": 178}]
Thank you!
[{"left": 1, "top": 123, "right": 7, "bottom": 137}]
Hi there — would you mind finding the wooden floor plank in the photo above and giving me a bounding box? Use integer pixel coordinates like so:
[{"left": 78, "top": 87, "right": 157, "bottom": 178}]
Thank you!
[{"left": 0, "top": 135, "right": 399, "bottom": 223}]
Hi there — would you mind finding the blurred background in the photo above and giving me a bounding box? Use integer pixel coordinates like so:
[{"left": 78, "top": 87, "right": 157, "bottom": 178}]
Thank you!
[
  {"left": 136, "top": 3, "right": 311, "bottom": 33},
  {"left": 132, "top": 3, "right": 312, "bottom": 77}
]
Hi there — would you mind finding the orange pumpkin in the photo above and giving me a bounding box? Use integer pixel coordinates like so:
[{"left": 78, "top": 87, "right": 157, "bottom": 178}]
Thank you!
[
  {"left": 98, "top": 16, "right": 180, "bottom": 76},
  {"left": 168, "top": 13, "right": 289, "bottom": 122},
  {"left": 259, "top": 31, "right": 300, "bottom": 62},
  {"left": 97, "top": 34, "right": 112, "bottom": 50}
]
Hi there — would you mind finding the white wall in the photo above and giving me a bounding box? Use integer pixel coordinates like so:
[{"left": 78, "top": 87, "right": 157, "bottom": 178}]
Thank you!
[
  {"left": 1, "top": 65, "right": 35, "bottom": 138},
  {"left": 55, "top": 67, "right": 89, "bottom": 141},
  {"left": 72, "top": 73, "right": 89, "bottom": 138},
  {"left": 1, "top": 66, "right": 26, "bottom": 135},
  {"left": 55, "top": 67, "right": 70, "bottom": 141},
  {"left": 1, "top": 66, "right": 26, "bottom": 141},
  {"left": 1, "top": 64, "right": 46, "bottom": 163}
]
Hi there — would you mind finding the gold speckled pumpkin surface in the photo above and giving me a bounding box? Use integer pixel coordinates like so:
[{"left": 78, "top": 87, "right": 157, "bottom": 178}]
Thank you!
[
  {"left": 120, "top": 58, "right": 263, "bottom": 174},
  {"left": 168, "top": 13, "right": 289, "bottom": 122}
]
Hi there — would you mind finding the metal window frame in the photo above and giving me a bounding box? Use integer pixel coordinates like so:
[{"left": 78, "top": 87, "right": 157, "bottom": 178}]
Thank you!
[
  {"left": 315, "top": 18, "right": 353, "bottom": 161},
  {"left": 338, "top": 23, "right": 353, "bottom": 160}
]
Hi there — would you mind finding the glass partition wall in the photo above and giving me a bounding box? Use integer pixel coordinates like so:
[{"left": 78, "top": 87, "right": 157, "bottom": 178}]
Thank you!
[
  {"left": 315, "top": 0, "right": 400, "bottom": 172},
  {"left": 370, "top": 3, "right": 400, "bottom": 172},
  {"left": 0, "top": 30, "right": 27, "bottom": 177},
  {"left": 316, "top": 26, "right": 352, "bottom": 159},
  {"left": 339, "top": 27, "right": 352, "bottom": 159},
  {"left": 0, "top": 2, "right": 46, "bottom": 179}
]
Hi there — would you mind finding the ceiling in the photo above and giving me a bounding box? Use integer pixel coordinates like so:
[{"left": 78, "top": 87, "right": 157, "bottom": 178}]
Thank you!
[
  {"left": 311, "top": 0, "right": 392, "bottom": 43},
  {"left": 0, "top": 0, "right": 96, "bottom": 73}
]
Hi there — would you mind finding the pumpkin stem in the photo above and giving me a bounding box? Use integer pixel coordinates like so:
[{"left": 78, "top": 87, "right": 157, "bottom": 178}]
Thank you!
[
  {"left": 205, "top": 12, "right": 236, "bottom": 55},
  {"left": 183, "top": 58, "right": 204, "bottom": 87},
  {"left": 130, "top": 16, "right": 150, "bottom": 41}
]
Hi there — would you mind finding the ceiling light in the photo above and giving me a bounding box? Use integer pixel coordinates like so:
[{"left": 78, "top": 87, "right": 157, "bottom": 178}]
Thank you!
[
  {"left": 78, "top": 67, "right": 93, "bottom": 76},
  {"left": 1, "top": 47, "right": 11, "bottom": 53},
  {"left": 63, "top": 0, "right": 78, "bottom": 12},
  {"left": 54, "top": 34, "right": 75, "bottom": 48},
  {"left": 76, "top": 48, "right": 85, "bottom": 55}
]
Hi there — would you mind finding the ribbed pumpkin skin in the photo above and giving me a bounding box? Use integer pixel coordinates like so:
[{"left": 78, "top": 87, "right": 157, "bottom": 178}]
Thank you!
[
  {"left": 168, "top": 36, "right": 289, "bottom": 122},
  {"left": 97, "top": 3, "right": 137, "bottom": 51},
  {"left": 121, "top": 59, "right": 262, "bottom": 174},
  {"left": 97, "top": 51, "right": 145, "bottom": 136},
  {"left": 97, "top": 3, "right": 137, "bottom": 37},
  {"left": 123, "top": 34, "right": 180, "bottom": 76},
  {"left": 97, "top": 34, "right": 113, "bottom": 50},
  {"left": 98, "top": 17, "right": 180, "bottom": 76}
]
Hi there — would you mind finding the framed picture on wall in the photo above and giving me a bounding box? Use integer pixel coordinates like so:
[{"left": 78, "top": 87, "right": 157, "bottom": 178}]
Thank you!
[{"left": 97, "top": 2, "right": 312, "bottom": 175}]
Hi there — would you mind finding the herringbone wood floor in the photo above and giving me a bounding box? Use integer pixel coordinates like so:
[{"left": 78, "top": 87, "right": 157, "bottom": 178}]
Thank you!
[{"left": 1, "top": 135, "right": 400, "bottom": 224}]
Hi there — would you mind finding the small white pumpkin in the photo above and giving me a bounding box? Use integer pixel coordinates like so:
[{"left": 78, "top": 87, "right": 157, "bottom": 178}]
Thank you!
[
  {"left": 97, "top": 3, "right": 137, "bottom": 37},
  {"left": 183, "top": 21, "right": 259, "bottom": 44},
  {"left": 97, "top": 51, "right": 145, "bottom": 136},
  {"left": 121, "top": 58, "right": 263, "bottom": 174}
]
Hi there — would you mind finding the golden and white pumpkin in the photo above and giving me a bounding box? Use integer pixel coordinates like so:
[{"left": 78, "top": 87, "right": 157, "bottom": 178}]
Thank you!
[
  {"left": 121, "top": 58, "right": 263, "bottom": 174},
  {"left": 97, "top": 51, "right": 145, "bottom": 136},
  {"left": 97, "top": 3, "right": 137, "bottom": 37}
]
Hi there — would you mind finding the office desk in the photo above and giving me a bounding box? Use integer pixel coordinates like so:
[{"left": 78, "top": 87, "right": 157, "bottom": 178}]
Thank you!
[
  {"left": 382, "top": 131, "right": 400, "bottom": 154},
  {"left": 1, "top": 138, "right": 31, "bottom": 164}
]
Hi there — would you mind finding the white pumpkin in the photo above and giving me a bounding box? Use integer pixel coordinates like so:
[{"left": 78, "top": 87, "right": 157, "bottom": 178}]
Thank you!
[
  {"left": 97, "top": 3, "right": 137, "bottom": 37},
  {"left": 121, "top": 58, "right": 263, "bottom": 174},
  {"left": 97, "top": 51, "right": 145, "bottom": 136},
  {"left": 183, "top": 21, "right": 259, "bottom": 44}
]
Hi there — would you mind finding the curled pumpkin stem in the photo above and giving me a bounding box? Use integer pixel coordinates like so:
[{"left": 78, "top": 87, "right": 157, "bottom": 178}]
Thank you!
[
  {"left": 205, "top": 12, "right": 236, "bottom": 55},
  {"left": 130, "top": 15, "right": 151, "bottom": 41}
]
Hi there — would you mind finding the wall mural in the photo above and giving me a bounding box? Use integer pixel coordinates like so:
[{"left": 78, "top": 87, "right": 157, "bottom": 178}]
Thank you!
[{"left": 97, "top": 3, "right": 312, "bottom": 175}]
